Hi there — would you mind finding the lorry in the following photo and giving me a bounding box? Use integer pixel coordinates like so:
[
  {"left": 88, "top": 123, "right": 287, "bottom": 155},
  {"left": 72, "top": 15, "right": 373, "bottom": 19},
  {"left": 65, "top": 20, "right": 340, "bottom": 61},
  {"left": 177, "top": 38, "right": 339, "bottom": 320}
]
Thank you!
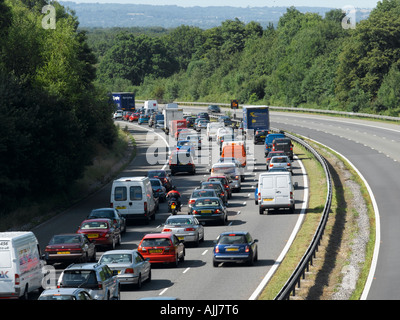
[
  {"left": 163, "top": 107, "right": 184, "bottom": 134},
  {"left": 242, "top": 106, "right": 270, "bottom": 138},
  {"left": 111, "top": 92, "right": 135, "bottom": 111},
  {"left": 170, "top": 119, "right": 187, "bottom": 140},
  {"left": 144, "top": 100, "right": 158, "bottom": 115}
]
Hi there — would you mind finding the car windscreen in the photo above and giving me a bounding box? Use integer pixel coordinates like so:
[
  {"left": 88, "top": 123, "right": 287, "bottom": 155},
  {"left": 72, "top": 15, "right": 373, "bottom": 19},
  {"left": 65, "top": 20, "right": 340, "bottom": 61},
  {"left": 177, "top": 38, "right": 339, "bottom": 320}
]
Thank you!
[
  {"left": 141, "top": 238, "right": 172, "bottom": 247},
  {"left": 49, "top": 235, "right": 81, "bottom": 245},
  {"left": 62, "top": 270, "right": 98, "bottom": 288}
]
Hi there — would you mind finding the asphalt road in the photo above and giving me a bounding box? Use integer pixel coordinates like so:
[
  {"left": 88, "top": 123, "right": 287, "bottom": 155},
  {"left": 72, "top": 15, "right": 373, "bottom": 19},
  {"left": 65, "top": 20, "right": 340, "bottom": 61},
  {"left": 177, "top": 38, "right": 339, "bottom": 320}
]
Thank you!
[
  {"left": 267, "top": 111, "right": 400, "bottom": 300},
  {"left": 32, "top": 117, "right": 308, "bottom": 300}
]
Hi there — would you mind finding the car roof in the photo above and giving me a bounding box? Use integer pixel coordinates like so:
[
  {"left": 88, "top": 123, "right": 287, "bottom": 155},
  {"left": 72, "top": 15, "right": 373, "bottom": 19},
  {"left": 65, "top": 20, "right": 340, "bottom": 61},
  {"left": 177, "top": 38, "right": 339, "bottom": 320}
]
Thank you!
[
  {"left": 40, "top": 288, "right": 87, "bottom": 295},
  {"left": 166, "top": 214, "right": 195, "bottom": 220},
  {"left": 194, "top": 197, "right": 221, "bottom": 201},
  {"left": 142, "top": 233, "right": 173, "bottom": 239},
  {"left": 219, "top": 231, "right": 248, "bottom": 236},
  {"left": 101, "top": 249, "right": 137, "bottom": 255},
  {"left": 82, "top": 218, "right": 112, "bottom": 223},
  {"left": 65, "top": 262, "right": 105, "bottom": 270}
]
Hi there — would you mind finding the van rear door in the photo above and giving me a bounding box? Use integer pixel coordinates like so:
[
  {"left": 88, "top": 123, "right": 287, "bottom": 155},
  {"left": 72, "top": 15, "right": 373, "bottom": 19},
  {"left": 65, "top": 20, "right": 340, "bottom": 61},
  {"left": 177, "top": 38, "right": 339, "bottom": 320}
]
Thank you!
[
  {"left": 112, "top": 183, "right": 144, "bottom": 215},
  {"left": 274, "top": 175, "right": 291, "bottom": 206}
]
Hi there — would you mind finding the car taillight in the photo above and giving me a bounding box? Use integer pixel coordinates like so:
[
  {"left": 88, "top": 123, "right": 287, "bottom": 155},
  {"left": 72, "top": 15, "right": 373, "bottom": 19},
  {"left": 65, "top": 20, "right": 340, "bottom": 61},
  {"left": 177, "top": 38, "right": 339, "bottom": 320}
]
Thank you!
[
  {"left": 193, "top": 210, "right": 199, "bottom": 214},
  {"left": 245, "top": 246, "right": 250, "bottom": 253},
  {"left": 144, "top": 201, "right": 147, "bottom": 212},
  {"left": 215, "top": 246, "right": 219, "bottom": 253},
  {"left": 214, "top": 209, "right": 221, "bottom": 214},
  {"left": 270, "top": 163, "right": 273, "bottom": 167},
  {"left": 125, "top": 268, "right": 134, "bottom": 274},
  {"left": 290, "top": 192, "right": 293, "bottom": 200},
  {"left": 287, "top": 163, "right": 291, "bottom": 166},
  {"left": 163, "top": 228, "right": 172, "bottom": 232},
  {"left": 98, "top": 283, "right": 103, "bottom": 290},
  {"left": 15, "top": 274, "right": 20, "bottom": 285},
  {"left": 258, "top": 192, "right": 261, "bottom": 201},
  {"left": 185, "top": 228, "right": 195, "bottom": 231},
  {"left": 110, "top": 203, "right": 113, "bottom": 208},
  {"left": 189, "top": 200, "right": 195, "bottom": 204}
]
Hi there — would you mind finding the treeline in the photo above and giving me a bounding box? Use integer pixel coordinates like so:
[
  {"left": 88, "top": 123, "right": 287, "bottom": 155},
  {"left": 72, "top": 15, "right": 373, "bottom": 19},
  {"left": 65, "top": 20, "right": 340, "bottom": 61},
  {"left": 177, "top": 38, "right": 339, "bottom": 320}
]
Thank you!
[
  {"left": 93, "top": 0, "right": 400, "bottom": 117},
  {"left": 0, "top": 0, "right": 117, "bottom": 214}
]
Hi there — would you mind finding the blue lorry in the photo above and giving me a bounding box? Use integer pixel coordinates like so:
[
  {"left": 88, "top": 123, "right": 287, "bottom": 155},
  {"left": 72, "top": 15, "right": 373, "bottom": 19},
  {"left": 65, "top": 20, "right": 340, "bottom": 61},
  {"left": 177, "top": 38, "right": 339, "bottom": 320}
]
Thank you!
[
  {"left": 242, "top": 106, "right": 270, "bottom": 132},
  {"left": 111, "top": 92, "right": 135, "bottom": 111}
]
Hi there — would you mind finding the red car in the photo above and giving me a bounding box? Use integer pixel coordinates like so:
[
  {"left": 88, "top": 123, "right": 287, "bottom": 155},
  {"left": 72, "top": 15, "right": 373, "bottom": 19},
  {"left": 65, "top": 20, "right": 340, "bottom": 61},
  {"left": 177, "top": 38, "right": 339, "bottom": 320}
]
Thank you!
[
  {"left": 76, "top": 218, "right": 121, "bottom": 250},
  {"left": 44, "top": 233, "right": 96, "bottom": 265},
  {"left": 129, "top": 112, "right": 140, "bottom": 122},
  {"left": 137, "top": 233, "right": 185, "bottom": 267},
  {"left": 123, "top": 111, "right": 133, "bottom": 121}
]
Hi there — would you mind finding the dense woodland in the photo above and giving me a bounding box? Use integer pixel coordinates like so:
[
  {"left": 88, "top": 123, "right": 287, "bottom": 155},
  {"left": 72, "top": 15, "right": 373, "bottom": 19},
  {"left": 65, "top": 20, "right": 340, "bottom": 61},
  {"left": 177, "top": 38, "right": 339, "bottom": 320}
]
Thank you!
[
  {"left": 88, "top": 0, "right": 400, "bottom": 117},
  {"left": 0, "top": 0, "right": 117, "bottom": 213}
]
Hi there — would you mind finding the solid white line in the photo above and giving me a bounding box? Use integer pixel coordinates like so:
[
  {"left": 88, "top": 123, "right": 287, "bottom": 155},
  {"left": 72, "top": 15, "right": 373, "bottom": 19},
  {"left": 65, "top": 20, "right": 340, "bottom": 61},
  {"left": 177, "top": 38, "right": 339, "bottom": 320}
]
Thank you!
[
  {"left": 183, "top": 267, "right": 191, "bottom": 274},
  {"left": 159, "top": 288, "right": 169, "bottom": 296},
  {"left": 202, "top": 250, "right": 208, "bottom": 255},
  {"left": 248, "top": 154, "right": 308, "bottom": 300}
]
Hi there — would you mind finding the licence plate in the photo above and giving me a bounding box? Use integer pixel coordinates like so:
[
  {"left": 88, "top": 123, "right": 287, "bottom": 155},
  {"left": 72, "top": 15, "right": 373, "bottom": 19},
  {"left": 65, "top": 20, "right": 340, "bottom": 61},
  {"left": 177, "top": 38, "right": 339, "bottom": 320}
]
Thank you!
[
  {"left": 149, "top": 249, "right": 163, "bottom": 253},
  {"left": 171, "top": 204, "right": 176, "bottom": 209},
  {"left": 57, "top": 251, "right": 70, "bottom": 254},
  {"left": 87, "top": 234, "right": 98, "bottom": 238},
  {"left": 178, "top": 236, "right": 184, "bottom": 240},
  {"left": 201, "top": 210, "right": 212, "bottom": 213},
  {"left": 263, "top": 198, "right": 274, "bottom": 202},
  {"left": 116, "top": 206, "right": 126, "bottom": 209},
  {"left": 226, "top": 248, "right": 239, "bottom": 252}
]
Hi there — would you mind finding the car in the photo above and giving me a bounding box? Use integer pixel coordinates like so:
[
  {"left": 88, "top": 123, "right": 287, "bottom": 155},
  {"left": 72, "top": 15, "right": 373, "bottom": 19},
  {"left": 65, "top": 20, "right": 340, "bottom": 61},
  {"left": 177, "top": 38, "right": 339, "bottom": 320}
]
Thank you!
[
  {"left": 76, "top": 218, "right": 121, "bottom": 250},
  {"left": 207, "top": 122, "right": 223, "bottom": 141},
  {"left": 162, "top": 215, "right": 205, "bottom": 246},
  {"left": 175, "top": 128, "right": 191, "bottom": 140},
  {"left": 113, "top": 110, "right": 123, "bottom": 119},
  {"left": 186, "top": 134, "right": 201, "bottom": 150},
  {"left": 147, "top": 169, "right": 172, "bottom": 191},
  {"left": 87, "top": 208, "right": 126, "bottom": 233},
  {"left": 213, "top": 231, "right": 258, "bottom": 267},
  {"left": 138, "top": 114, "right": 150, "bottom": 124},
  {"left": 207, "top": 105, "right": 221, "bottom": 113},
  {"left": 129, "top": 112, "right": 140, "bottom": 122},
  {"left": 199, "top": 181, "right": 228, "bottom": 205},
  {"left": 216, "top": 127, "right": 234, "bottom": 144},
  {"left": 197, "top": 112, "right": 210, "bottom": 121},
  {"left": 149, "top": 177, "right": 167, "bottom": 201},
  {"left": 122, "top": 111, "right": 133, "bottom": 121},
  {"left": 210, "top": 162, "right": 242, "bottom": 191},
  {"left": 265, "top": 150, "right": 285, "bottom": 169},
  {"left": 185, "top": 116, "right": 196, "bottom": 127},
  {"left": 195, "top": 119, "right": 209, "bottom": 131},
  {"left": 57, "top": 262, "right": 120, "bottom": 300},
  {"left": 44, "top": 233, "right": 96, "bottom": 265},
  {"left": 155, "top": 119, "right": 164, "bottom": 129},
  {"left": 176, "top": 140, "right": 195, "bottom": 156},
  {"left": 254, "top": 130, "right": 268, "bottom": 144},
  {"left": 218, "top": 116, "right": 232, "bottom": 127},
  {"left": 218, "top": 133, "right": 235, "bottom": 146},
  {"left": 188, "top": 188, "right": 218, "bottom": 213},
  {"left": 268, "top": 155, "right": 292, "bottom": 173},
  {"left": 264, "top": 133, "right": 285, "bottom": 156},
  {"left": 169, "top": 150, "right": 196, "bottom": 175},
  {"left": 98, "top": 249, "right": 151, "bottom": 289},
  {"left": 138, "top": 233, "right": 185, "bottom": 267},
  {"left": 217, "top": 156, "right": 245, "bottom": 181},
  {"left": 207, "top": 175, "right": 232, "bottom": 199},
  {"left": 38, "top": 288, "right": 93, "bottom": 300},
  {"left": 191, "top": 197, "right": 227, "bottom": 225},
  {"left": 272, "top": 137, "right": 294, "bottom": 160}
]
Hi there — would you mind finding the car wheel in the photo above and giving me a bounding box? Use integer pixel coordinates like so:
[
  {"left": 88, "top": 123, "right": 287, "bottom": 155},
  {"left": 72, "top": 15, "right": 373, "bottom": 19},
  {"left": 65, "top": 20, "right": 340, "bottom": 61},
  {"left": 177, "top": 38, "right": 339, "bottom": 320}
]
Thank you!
[{"left": 259, "top": 207, "right": 264, "bottom": 215}]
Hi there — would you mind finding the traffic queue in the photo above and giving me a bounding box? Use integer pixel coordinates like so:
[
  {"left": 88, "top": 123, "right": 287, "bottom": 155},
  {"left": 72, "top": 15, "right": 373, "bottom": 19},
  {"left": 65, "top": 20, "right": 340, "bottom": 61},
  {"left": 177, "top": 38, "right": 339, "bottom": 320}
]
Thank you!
[{"left": 0, "top": 103, "right": 296, "bottom": 300}]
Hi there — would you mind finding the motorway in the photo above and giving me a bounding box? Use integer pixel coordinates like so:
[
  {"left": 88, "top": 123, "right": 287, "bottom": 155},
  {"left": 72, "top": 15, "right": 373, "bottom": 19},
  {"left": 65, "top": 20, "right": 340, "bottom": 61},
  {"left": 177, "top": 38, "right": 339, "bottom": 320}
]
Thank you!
[
  {"left": 32, "top": 115, "right": 308, "bottom": 300},
  {"left": 32, "top": 107, "right": 400, "bottom": 300}
]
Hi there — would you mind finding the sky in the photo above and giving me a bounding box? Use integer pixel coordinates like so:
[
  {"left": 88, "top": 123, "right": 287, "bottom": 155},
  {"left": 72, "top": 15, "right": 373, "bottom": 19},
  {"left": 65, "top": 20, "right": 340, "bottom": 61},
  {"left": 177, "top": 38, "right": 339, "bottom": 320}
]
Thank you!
[{"left": 66, "top": 0, "right": 380, "bottom": 9}]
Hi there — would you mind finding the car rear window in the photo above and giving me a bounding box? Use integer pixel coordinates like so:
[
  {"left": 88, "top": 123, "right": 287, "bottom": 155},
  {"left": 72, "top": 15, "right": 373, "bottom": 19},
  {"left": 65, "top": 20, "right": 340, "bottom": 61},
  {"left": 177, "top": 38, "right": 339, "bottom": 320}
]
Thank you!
[
  {"left": 141, "top": 238, "right": 172, "bottom": 247},
  {"left": 218, "top": 235, "right": 247, "bottom": 244},
  {"left": 62, "top": 270, "right": 98, "bottom": 288},
  {"left": 195, "top": 199, "right": 220, "bottom": 207},
  {"left": 80, "top": 221, "right": 109, "bottom": 229},
  {"left": 130, "top": 186, "right": 142, "bottom": 200}
]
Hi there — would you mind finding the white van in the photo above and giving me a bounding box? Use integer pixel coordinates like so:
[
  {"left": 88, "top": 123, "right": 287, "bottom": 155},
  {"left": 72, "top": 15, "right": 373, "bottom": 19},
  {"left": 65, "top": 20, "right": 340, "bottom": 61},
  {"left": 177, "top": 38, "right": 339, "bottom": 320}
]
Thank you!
[
  {"left": 144, "top": 100, "right": 158, "bottom": 115},
  {"left": 256, "top": 172, "right": 296, "bottom": 214},
  {"left": 110, "top": 177, "right": 156, "bottom": 223},
  {"left": 0, "top": 232, "right": 45, "bottom": 299},
  {"left": 206, "top": 122, "right": 223, "bottom": 141}
]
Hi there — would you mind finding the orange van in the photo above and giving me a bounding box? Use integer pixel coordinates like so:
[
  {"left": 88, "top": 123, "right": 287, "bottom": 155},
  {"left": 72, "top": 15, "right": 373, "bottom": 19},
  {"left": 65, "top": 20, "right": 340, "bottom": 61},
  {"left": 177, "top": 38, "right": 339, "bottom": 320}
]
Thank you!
[{"left": 221, "top": 144, "right": 246, "bottom": 167}]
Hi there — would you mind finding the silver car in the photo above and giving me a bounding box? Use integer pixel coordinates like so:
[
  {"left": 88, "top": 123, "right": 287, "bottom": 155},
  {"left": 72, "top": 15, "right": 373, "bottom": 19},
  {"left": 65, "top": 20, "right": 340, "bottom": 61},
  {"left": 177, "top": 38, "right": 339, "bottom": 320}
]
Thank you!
[
  {"left": 188, "top": 188, "right": 217, "bottom": 213},
  {"left": 99, "top": 249, "right": 151, "bottom": 289},
  {"left": 38, "top": 288, "right": 93, "bottom": 300},
  {"left": 162, "top": 215, "right": 205, "bottom": 246},
  {"left": 268, "top": 155, "right": 292, "bottom": 173}
]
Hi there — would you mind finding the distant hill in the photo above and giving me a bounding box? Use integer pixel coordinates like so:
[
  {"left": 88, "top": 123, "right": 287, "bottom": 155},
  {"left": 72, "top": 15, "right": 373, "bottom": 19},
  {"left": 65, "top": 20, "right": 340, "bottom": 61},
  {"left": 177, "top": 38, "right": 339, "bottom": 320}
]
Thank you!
[{"left": 60, "top": 2, "right": 371, "bottom": 29}]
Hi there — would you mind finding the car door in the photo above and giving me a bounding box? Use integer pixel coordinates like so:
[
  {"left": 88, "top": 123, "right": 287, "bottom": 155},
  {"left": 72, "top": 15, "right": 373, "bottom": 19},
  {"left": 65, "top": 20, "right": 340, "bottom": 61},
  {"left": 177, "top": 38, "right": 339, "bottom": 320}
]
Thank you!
[
  {"left": 102, "top": 265, "right": 118, "bottom": 298},
  {"left": 82, "top": 235, "right": 95, "bottom": 260},
  {"left": 135, "top": 252, "right": 151, "bottom": 281},
  {"left": 172, "top": 235, "right": 184, "bottom": 259}
]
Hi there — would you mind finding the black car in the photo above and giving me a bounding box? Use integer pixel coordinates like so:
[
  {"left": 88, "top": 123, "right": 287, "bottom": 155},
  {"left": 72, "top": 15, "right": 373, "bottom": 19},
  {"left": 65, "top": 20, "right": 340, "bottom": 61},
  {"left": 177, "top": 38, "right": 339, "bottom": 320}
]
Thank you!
[
  {"left": 199, "top": 181, "right": 227, "bottom": 205},
  {"left": 254, "top": 130, "right": 268, "bottom": 144},
  {"left": 169, "top": 150, "right": 196, "bottom": 175},
  {"left": 88, "top": 208, "right": 126, "bottom": 233},
  {"left": 186, "top": 116, "right": 196, "bottom": 128},
  {"left": 218, "top": 116, "right": 232, "bottom": 127},
  {"left": 207, "top": 105, "right": 221, "bottom": 113},
  {"left": 191, "top": 197, "right": 227, "bottom": 225},
  {"left": 147, "top": 169, "right": 173, "bottom": 191},
  {"left": 197, "top": 112, "right": 210, "bottom": 121}
]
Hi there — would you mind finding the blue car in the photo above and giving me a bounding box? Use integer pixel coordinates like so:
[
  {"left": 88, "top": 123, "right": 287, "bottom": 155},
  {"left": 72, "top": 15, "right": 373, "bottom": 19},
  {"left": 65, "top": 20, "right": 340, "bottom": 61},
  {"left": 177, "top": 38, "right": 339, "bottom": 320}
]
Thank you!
[
  {"left": 213, "top": 231, "right": 258, "bottom": 267},
  {"left": 176, "top": 140, "right": 195, "bottom": 156},
  {"left": 138, "top": 114, "right": 150, "bottom": 124},
  {"left": 264, "top": 133, "right": 285, "bottom": 156}
]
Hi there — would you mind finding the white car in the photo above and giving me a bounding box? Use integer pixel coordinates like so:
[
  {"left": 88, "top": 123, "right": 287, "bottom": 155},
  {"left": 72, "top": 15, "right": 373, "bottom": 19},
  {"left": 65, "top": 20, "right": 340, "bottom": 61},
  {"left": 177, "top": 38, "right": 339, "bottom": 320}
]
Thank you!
[
  {"left": 268, "top": 155, "right": 292, "bottom": 173},
  {"left": 162, "top": 215, "right": 205, "bottom": 246},
  {"left": 113, "top": 110, "right": 123, "bottom": 119},
  {"left": 211, "top": 162, "right": 242, "bottom": 191}
]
